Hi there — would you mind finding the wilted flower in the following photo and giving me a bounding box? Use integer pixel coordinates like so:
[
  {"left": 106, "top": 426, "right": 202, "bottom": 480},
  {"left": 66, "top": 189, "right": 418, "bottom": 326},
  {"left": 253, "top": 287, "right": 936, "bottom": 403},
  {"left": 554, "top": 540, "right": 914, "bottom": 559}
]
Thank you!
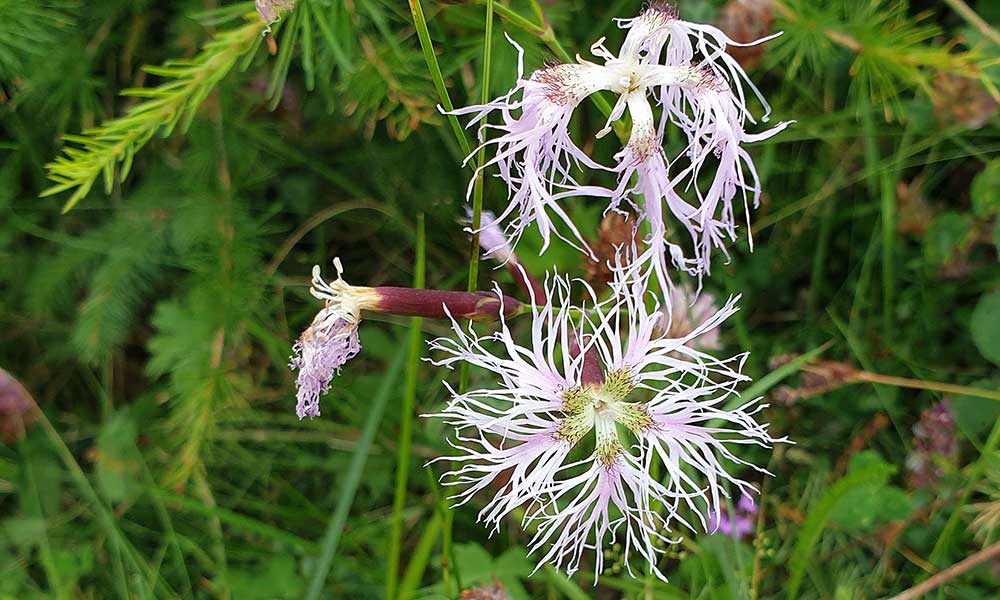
[
  {"left": 931, "top": 73, "right": 997, "bottom": 130},
  {"left": 460, "top": 578, "right": 512, "bottom": 600},
  {"left": 290, "top": 259, "right": 374, "bottom": 419},
  {"left": 583, "top": 213, "right": 641, "bottom": 290},
  {"left": 451, "top": 3, "right": 789, "bottom": 293},
  {"left": 706, "top": 493, "right": 757, "bottom": 538},
  {"left": 716, "top": 0, "right": 774, "bottom": 69},
  {"left": 426, "top": 257, "right": 783, "bottom": 580},
  {"left": 291, "top": 259, "right": 523, "bottom": 419}
]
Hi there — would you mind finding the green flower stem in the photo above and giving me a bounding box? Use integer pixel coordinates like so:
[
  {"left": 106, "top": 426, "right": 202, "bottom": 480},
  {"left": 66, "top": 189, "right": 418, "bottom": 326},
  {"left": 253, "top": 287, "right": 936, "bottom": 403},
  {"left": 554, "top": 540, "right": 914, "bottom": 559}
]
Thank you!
[
  {"left": 385, "top": 214, "right": 426, "bottom": 600},
  {"left": 304, "top": 346, "right": 407, "bottom": 600},
  {"left": 408, "top": 0, "right": 474, "bottom": 164}
]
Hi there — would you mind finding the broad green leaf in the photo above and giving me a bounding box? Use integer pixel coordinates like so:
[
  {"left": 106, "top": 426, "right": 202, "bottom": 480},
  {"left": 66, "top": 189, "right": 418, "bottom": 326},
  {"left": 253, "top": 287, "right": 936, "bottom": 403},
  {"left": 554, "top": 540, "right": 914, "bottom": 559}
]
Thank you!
[
  {"left": 971, "top": 292, "right": 1000, "bottom": 366},
  {"left": 952, "top": 385, "right": 1000, "bottom": 439},
  {"left": 830, "top": 452, "right": 910, "bottom": 532},
  {"left": 971, "top": 160, "right": 1000, "bottom": 218},
  {"left": 922, "top": 212, "right": 972, "bottom": 266},
  {"left": 786, "top": 460, "right": 897, "bottom": 599}
]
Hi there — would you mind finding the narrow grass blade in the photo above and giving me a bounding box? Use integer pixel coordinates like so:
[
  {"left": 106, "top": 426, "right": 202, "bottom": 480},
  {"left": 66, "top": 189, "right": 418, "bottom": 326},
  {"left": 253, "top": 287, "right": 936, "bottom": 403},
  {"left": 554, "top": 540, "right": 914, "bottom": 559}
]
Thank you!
[
  {"left": 397, "top": 511, "right": 443, "bottom": 600},
  {"left": 386, "top": 214, "right": 426, "bottom": 600},
  {"left": 304, "top": 345, "right": 408, "bottom": 599},
  {"left": 408, "top": 0, "right": 472, "bottom": 161}
]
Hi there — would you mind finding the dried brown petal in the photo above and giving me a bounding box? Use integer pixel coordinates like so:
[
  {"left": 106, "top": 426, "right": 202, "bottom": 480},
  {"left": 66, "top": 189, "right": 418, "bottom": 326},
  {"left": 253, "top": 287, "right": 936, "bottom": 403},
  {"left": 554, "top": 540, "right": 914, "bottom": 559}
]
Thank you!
[
  {"left": 583, "top": 213, "right": 640, "bottom": 291},
  {"left": 895, "top": 179, "right": 934, "bottom": 236},
  {"left": 461, "top": 578, "right": 512, "bottom": 600},
  {"left": 931, "top": 73, "right": 997, "bottom": 130},
  {"left": 716, "top": 0, "right": 774, "bottom": 69}
]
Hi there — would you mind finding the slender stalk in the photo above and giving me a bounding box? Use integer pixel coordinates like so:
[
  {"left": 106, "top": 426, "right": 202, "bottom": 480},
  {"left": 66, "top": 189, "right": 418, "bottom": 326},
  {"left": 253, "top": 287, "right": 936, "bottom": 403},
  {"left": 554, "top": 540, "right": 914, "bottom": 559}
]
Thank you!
[
  {"left": 397, "top": 510, "right": 443, "bottom": 600},
  {"left": 386, "top": 214, "right": 426, "bottom": 600},
  {"left": 425, "top": 467, "right": 461, "bottom": 596},
  {"left": 304, "top": 346, "right": 407, "bottom": 600},
  {"left": 892, "top": 541, "right": 1000, "bottom": 600},
  {"left": 466, "top": 0, "right": 494, "bottom": 295},
  {"left": 408, "top": 0, "right": 473, "bottom": 162},
  {"left": 942, "top": 0, "right": 1000, "bottom": 47},
  {"left": 851, "top": 372, "right": 1000, "bottom": 402},
  {"left": 460, "top": 0, "right": 494, "bottom": 394}
]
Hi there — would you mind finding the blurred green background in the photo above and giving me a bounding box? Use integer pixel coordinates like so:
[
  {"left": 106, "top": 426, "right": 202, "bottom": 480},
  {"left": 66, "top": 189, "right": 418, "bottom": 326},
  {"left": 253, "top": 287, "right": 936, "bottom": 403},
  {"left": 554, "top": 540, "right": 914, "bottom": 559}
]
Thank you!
[{"left": 2, "top": 0, "right": 1000, "bottom": 598}]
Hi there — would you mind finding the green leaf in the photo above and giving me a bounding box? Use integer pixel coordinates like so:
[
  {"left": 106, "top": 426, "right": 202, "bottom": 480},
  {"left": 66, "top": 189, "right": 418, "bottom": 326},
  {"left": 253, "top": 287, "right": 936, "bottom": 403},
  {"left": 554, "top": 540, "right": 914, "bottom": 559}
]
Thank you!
[
  {"left": 422, "top": 543, "right": 532, "bottom": 600},
  {"left": 952, "top": 384, "right": 1000, "bottom": 439},
  {"left": 971, "top": 292, "right": 1000, "bottom": 366},
  {"left": 95, "top": 410, "right": 143, "bottom": 504},
  {"left": 830, "top": 451, "right": 910, "bottom": 532},
  {"left": 786, "top": 460, "right": 897, "bottom": 599},
  {"left": 922, "top": 212, "right": 973, "bottom": 267},
  {"left": 50, "top": 545, "right": 95, "bottom": 591},
  {"left": 971, "top": 160, "right": 1000, "bottom": 218}
]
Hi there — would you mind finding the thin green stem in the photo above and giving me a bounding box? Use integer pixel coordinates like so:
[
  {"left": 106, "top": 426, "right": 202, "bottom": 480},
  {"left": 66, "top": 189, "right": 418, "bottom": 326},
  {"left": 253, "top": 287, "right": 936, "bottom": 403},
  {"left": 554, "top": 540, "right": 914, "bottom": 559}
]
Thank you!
[
  {"left": 466, "top": 0, "right": 493, "bottom": 295},
  {"left": 304, "top": 346, "right": 407, "bottom": 600},
  {"left": 386, "top": 214, "right": 426, "bottom": 600},
  {"left": 397, "top": 510, "right": 443, "bottom": 600},
  {"left": 929, "top": 417, "right": 1000, "bottom": 567},
  {"left": 852, "top": 372, "right": 1000, "bottom": 403},
  {"left": 408, "top": 0, "right": 473, "bottom": 164},
  {"left": 492, "top": 2, "right": 544, "bottom": 35},
  {"left": 942, "top": 0, "right": 1000, "bottom": 47}
]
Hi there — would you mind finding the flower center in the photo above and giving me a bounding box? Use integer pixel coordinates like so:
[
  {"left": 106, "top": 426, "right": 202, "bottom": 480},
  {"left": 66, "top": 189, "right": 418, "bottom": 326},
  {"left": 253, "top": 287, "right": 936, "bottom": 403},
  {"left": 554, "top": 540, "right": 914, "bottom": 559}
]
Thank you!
[{"left": 554, "top": 369, "right": 652, "bottom": 464}]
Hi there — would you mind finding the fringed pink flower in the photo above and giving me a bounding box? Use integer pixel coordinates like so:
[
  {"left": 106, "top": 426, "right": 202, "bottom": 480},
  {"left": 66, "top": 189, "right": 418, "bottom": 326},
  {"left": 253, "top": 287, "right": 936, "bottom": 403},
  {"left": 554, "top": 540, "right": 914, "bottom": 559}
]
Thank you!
[
  {"left": 450, "top": 3, "right": 790, "bottom": 295},
  {"left": 426, "top": 257, "right": 784, "bottom": 580}
]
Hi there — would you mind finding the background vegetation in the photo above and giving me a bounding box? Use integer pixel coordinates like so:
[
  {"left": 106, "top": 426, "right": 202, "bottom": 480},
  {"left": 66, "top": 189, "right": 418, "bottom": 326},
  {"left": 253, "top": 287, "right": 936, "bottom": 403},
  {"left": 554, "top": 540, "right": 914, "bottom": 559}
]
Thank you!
[{"left": 2, "top": 0, "right": 1000, "bottom": 598}]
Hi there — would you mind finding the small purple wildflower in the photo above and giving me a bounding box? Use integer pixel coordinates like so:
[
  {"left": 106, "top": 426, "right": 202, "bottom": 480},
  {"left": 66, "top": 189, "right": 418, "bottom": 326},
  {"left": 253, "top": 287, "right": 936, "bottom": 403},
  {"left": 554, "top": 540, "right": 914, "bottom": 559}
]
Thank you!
[
  {"left": 707, "top": 493, "right": 757, "bottom": 538},
  {"left": 0, "top": 368, "right": 36, "bottom": 443}
]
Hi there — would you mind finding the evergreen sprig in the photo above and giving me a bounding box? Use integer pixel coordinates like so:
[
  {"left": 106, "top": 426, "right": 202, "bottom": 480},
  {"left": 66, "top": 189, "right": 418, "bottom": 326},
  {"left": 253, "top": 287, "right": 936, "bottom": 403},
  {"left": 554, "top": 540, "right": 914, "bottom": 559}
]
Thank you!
[
  {"left": 773, "top": 0, "right": 999, "bottom": 118},
  {"left": 0, "top": 0, "right": 75, "bottom": 80},
  {"left": 41, "top": 15, "right": 265, "bottom": 212}
]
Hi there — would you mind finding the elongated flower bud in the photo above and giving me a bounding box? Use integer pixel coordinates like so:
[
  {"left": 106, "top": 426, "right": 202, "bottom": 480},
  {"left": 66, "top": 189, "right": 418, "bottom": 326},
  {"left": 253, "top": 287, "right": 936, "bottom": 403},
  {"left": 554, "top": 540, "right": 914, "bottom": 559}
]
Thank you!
[{"left": 468, "top": 210, "right": 546, "bottom": 303}]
